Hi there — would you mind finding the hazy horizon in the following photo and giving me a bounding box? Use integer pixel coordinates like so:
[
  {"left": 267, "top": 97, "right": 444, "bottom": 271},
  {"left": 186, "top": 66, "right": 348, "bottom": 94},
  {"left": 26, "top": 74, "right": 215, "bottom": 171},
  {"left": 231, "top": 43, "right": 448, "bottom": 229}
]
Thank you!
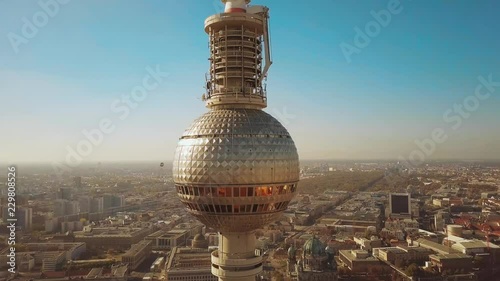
[
  {"left": 2, "top": 158, "right": 500, "bottom": 166},
  {"left": 1, "top": 0, "right": 499, "bottom": 164}
]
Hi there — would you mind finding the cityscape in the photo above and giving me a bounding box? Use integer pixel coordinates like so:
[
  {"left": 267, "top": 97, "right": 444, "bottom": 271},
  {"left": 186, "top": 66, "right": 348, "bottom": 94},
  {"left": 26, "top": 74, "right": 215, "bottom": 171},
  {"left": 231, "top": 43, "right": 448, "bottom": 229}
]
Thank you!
[
  {"left": 0, "top": 161, "right": 499, "bottom": 280},
  {"left": 1, "top": 0, "right": 500, "bottom": 281}
]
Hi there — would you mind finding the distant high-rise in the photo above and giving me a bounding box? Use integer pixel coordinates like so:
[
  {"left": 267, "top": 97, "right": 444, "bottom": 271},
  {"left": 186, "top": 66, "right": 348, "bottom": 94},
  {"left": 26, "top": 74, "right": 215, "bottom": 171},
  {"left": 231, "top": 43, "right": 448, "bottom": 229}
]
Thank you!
[
  {"left": 103, "top": 194, "right": 124, "bottom": 210},
  {"left": 172, "top": 1, "right": 299, "bottom": 281},
  {"left": 57, "top": 187, "right": 73, "bottom": 200},
  {"left": 77, "top": 196, "right": 106, "bottom": 214},
  {"left": 74, "top": 176, "right": 82, "bottom": 189},
  {"left": 17, "top": 207, "right": 33, "bottom": 231},
  {"left": 90, "top": 197, "right": 104, "bottom": 213},
  {"left": 78, "top": 196, "right": 92, "bottom": 213},
  {"left": 389, "top": 193, "right": 411, "bottom": 216},
  {"left": 54, "top": 200, "right": 80, "bottom": 217}
]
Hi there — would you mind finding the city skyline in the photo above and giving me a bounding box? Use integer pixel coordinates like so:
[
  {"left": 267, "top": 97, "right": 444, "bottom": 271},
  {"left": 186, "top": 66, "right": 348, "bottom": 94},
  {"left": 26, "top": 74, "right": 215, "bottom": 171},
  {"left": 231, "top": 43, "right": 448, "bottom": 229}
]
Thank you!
[{"left": 1, "top": 0, "right": 500, "bottom": 164}]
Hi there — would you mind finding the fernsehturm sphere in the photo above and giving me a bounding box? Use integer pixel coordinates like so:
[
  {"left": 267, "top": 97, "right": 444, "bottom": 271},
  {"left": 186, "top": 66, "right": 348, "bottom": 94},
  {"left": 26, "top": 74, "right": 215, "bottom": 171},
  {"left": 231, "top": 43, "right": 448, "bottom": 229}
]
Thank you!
[{"left": 172, "top": 1, "right": 299, "bottom": 280}]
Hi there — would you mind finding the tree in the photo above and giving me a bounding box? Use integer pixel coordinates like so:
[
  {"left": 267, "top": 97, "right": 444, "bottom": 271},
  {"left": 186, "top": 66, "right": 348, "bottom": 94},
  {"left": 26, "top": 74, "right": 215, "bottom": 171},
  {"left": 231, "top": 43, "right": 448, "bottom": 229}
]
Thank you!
[
  {"left": 31, "top": 231, "right": 42, "bottom": 239},
  {"left": 14, "top": 243, "right": 28, "bottom": 252},
  {"left": 271, "top": 271, "right": 284, "bottom": 281},
  {"left": 404, "top": 263, "right": 421, "bottom": 277},
  {"left": 365, "top": 228, "right": 375, "bottom": 239}
]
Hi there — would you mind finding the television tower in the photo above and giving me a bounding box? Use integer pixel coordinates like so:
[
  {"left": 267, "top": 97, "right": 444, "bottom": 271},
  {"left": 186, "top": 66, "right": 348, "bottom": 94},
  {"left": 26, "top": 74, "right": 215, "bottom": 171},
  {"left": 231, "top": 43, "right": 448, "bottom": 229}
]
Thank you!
[{"left": 173, "top": 1, "right": 300, "bottom": 280}]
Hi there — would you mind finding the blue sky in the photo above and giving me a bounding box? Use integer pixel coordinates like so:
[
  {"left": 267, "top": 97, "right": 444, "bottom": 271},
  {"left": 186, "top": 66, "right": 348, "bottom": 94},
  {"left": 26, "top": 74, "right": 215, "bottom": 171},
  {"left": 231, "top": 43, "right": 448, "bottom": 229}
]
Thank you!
[{"left": 1, "top": 0, "right": 499, "bottom": 163}]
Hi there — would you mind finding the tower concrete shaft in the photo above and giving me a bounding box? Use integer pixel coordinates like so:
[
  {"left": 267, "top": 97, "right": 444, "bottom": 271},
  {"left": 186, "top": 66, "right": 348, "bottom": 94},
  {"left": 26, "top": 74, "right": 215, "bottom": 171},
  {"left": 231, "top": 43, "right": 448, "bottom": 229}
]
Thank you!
[{"left": 211, "top": 232, "right": 261, "bottom": 281}]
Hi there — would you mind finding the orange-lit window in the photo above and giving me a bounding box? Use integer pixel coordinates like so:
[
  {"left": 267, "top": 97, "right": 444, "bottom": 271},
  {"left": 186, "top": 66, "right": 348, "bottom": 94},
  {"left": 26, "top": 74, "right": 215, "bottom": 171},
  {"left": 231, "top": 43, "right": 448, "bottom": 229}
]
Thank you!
[
  {"left": 256, "top": 187, "right": 269, "bottom": 196},
  {"left": 267, "top": 186, "right": 273, "bottom": 195},
  {"left": 217, "top": 187, "right": 232, "bottom": 197},
  {"left": 217, "top": 188, "right": 224, "bottom": 197},
  {"left": 277, "top": 186, "right": 284, "bottom": 194},
  {"left": 255, "top": 187, "right": 262, "bottom": 196}
]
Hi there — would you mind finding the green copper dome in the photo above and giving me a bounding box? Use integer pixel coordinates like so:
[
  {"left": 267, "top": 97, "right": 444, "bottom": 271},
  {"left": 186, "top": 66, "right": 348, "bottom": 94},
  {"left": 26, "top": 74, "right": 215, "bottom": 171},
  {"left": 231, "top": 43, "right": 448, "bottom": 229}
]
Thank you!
[
  {"left": 303, "top": 236, "right": 326, "bottom": 257},
  {"left": 288, "top": 245, "right": 296, "bottom": 260}
]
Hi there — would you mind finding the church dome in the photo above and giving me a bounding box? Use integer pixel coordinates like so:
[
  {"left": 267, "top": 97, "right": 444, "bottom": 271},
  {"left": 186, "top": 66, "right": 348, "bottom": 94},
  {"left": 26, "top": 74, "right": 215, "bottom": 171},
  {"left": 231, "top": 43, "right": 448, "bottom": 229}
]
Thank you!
[
  {"left": 303, "top": 236, "right": 326, "bottom": 257},
  {"left": 191, "top": 233, "right": 208, "bottom": 249},
  {"left": 193, "top": 234, "right": 205, "bottom": 241},
  {"left": 325, "top": 245, "right": 335, "bottom": 254},
  {"left": 288, "top": 245, "right": 296, "bottom": 260}
]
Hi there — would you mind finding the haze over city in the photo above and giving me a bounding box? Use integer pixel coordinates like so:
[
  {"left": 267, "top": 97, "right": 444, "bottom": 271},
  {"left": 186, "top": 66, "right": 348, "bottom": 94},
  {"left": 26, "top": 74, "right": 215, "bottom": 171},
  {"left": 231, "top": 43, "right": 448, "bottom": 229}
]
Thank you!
[{"left": 1, "top": 0, "right": 500, "bottom": 164}]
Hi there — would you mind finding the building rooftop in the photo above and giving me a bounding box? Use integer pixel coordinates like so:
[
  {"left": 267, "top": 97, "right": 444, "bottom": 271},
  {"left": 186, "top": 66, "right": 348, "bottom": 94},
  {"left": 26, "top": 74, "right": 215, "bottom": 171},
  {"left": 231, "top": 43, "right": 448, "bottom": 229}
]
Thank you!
[
  {"left": 86, "top": 267, "right": 104, "bottom": 279},
  {"left": 122, "top": 240, "right": 152, "bottom": 258},
  {"left": 166, "top": 247, "right": 212, "bottom": 272},
  {"left": 111, "top": 265, "right": 128, "bottom": 277},
  {"left": 429, "top": 253, "right": 472, "bottom": 261},
  {"left": 454, "top": 240, "right": 495, "bottom": 249},
  {"left": 378, "top": 247, "right": 407, "bottom": 254},
  {"left": 416, "top": 238, "right": 459, "bottom": 254},
  {"left": 74, "top": 227, "right": 148, "bottom": 238},
  {"left": 406, "top": 246, "right": 435, "bottom": 253},
  {"left": 23, "top": 242, "right": 85, "bottom": 252},
  {"left": 339, "top": 249, "right": 379, "bottom": 261}
]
